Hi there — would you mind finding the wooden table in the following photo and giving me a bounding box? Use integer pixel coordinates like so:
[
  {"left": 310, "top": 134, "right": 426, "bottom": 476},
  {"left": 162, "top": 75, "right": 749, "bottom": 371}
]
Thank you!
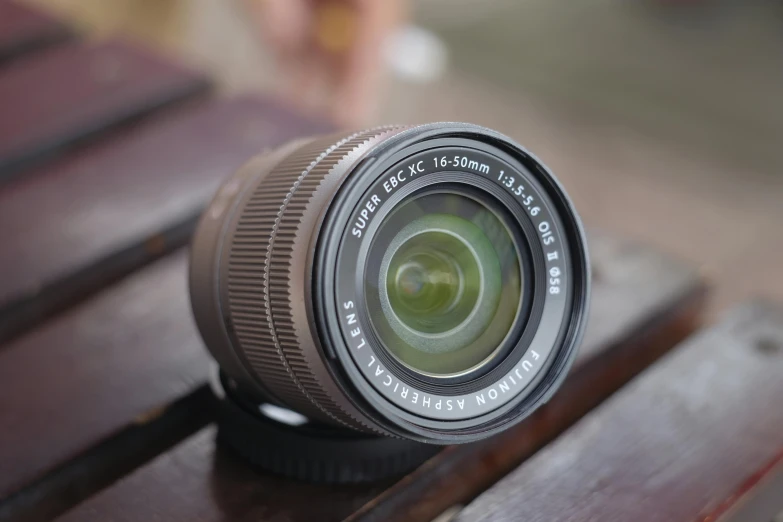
[{"left": 1, "top": 3, "right": 781, "bottom": 521}]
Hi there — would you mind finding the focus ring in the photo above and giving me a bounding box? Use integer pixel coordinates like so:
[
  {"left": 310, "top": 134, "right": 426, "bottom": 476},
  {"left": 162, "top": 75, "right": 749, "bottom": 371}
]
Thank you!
[{"left": 227, "top": 127, "right": 407, "bottom": 431}]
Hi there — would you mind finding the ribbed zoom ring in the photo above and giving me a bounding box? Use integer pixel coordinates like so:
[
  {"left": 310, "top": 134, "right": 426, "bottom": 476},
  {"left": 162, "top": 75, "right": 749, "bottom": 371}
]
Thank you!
[{"left": 226, "top": 126, "right": 408, "bottom": 432}]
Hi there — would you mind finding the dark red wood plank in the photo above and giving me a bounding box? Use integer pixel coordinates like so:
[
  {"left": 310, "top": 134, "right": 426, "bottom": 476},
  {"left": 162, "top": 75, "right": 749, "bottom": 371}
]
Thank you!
[
  {"left": 0, "top": 38, "right": 209, "bottom": 181},
  {"left": 0, "top": 95, "right": 330, "bottom": 344},
  {"left": 0, "top": 1, "right": 72, "bottom": 64},
  {"left": 717, "top": 458, "right": 783, "bottom": 522},
  {"left": 54, "top": 234, "right": 707, "bottom": 522},
  {"left": 64, "top": 427, "right": 390, "bottom": 522},
  {"left": 454, "top": 300, "right": 783, "bottom": 522},
  {"left": 0, "top": 251, "right": 210, "bottom": 520}
]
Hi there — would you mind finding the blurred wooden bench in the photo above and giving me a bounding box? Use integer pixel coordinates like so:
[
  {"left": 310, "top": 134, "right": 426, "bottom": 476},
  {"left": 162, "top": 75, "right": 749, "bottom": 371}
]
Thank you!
[
  {"left": 453, "top": 300, "right": 783, "bottom": 522},
  {"left": 0, "top": 3, "right": 780, "bottom": 521},
  {"left": 0, "top": 0, "right": 71, "bottom": 65}
]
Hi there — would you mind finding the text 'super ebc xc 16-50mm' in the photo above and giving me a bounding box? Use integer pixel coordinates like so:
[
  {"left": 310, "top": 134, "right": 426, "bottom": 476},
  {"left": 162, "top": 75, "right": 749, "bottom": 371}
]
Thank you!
[{"left": 190, "top": 123, "right": 590, "bottom": 446}]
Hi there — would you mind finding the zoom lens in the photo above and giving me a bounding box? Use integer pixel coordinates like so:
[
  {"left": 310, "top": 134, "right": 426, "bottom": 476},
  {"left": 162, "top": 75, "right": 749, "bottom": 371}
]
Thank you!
[{"left": 190, "top": 123, "right": 589, "bottom": 443}]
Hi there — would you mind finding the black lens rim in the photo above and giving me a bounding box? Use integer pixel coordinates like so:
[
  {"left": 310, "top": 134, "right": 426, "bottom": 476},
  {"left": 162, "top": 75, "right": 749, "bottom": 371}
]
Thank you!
[{"left": 312, "top": 124, "right": 590, "bottom": 442}]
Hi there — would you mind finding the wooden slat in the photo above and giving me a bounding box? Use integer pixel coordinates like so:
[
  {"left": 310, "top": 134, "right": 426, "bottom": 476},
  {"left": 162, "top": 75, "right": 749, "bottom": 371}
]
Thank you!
[
  {"left": 65, "top": 426, "right": 390, "bottom": 522},
  {"left": 53, "top": 234, "right": 707, "bottom": 522},
  {"left": 0, "top": 0, "right": 72, "bottom": 65},
  {"left": 0, "top": 252, "right": 209, "bottom": 521},
  {"left": 0, "top": 38, "right": 209, "bottom": 181},
  {"left": 0, "top": 95, "right": 330, "bottom": 344},
  {"left": 717, "top": 458, "right": 783, "bottom": 522},
  {"left": 455, "top": 300, "right": 783, "bottom": 522}
]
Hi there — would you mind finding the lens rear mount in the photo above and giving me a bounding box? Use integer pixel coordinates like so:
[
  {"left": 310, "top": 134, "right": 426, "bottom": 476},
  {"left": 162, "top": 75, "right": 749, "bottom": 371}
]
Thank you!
[{"left": 210, "top": 367, "right": 439, "bottom": 483}]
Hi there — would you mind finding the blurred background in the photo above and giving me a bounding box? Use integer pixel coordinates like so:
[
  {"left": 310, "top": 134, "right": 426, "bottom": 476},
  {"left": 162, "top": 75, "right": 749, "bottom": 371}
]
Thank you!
[{"left": 21, "top": 0, "right": 783, "bottom": 319}]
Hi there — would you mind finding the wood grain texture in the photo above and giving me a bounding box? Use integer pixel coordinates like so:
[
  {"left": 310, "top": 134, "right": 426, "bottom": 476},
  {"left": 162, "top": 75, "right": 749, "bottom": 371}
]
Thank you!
[
  {"left": 55, "top": 234, "right": 707, "bottom": 522},
  {"left": 0, "top": 251, "right": 210, "bottom": 521},
  {"left": 0, "top": 386, "right": 214, "bottom": 522},
  {"left": 0, "top": 252, "right": 222, "bottom": 520},
  {"left": 0, "top": 38, "right": 209, "bottom": 181},
  {"left": 58, "top": 427, "right": 391, "bottom": 522},
  {"left": 0, "top": 95, "right": 330, "bottom": 344},
  {"left": 0, "top": 0, "right": 72, "bottom": 65},
  {"left": 717, "top": 457, "right": 783, "bottom": 522},
  {"left": 456, "top": 300, "right": 783, "bottom": 522}
]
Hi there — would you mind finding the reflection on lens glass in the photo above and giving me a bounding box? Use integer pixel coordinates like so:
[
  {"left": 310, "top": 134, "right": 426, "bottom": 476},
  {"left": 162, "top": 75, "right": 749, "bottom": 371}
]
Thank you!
[
  {"left": 385, "top": 215, "right": 497, "bottom": 341},
  {"left": 367, "top": 192, "right": 522, "bottom": 377}
]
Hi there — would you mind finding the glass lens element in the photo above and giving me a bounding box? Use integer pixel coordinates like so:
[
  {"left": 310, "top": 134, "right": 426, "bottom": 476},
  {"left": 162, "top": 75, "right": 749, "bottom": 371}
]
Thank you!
[
  {"left": 384, "top": 214, "right": 498, "bottom": 339},
  {"left": 367, "top": 192, "right": 522, "bottom": 377}
]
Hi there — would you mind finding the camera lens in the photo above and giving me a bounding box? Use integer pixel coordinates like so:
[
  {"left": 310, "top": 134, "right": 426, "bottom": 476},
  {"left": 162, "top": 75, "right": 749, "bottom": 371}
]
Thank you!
[{"left": 189, "top": 123, "right": 589, "bottom": 444}]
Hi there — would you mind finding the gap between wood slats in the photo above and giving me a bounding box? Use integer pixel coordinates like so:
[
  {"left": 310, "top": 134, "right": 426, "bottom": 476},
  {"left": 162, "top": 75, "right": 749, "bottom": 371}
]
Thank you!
[{"left": 0, "top": 385, "right": 214, "bottom": 522}]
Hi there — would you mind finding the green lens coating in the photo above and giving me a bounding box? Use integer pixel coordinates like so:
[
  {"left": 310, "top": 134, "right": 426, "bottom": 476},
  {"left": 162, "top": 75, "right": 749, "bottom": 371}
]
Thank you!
[
  {"left": 387, "top": 228, "right": 480, "bottom": 334},
  {"left": 384, "top": 215, "right": 498, "bottom": 340},
  {"left": 369, "top": 193, "right": 522, "bottom": 377}
]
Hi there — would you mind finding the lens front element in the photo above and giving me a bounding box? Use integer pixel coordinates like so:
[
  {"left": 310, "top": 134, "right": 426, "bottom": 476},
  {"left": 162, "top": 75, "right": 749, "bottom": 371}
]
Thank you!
[
  {"left": 372, "top": 194, "right": 522, "bottom": 377},
  {"left": 385, "top": 215, "right": 488, "bottom": 336}
]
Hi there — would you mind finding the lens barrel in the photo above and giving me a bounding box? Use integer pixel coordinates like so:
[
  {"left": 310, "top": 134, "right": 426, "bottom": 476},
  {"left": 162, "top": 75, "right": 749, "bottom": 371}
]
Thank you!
[{"left": 189, "top": 123, "right": 589, "bottom": 444}]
